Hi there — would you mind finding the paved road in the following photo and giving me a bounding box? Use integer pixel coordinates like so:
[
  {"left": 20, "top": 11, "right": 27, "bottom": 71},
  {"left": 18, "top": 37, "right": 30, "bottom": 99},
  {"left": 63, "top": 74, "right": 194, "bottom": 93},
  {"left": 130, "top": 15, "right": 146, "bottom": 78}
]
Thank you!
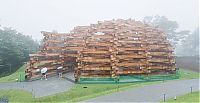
[
  {"left": 86, "top": 79, "right": 199, "bottom": 102},
  {"left": 0, "top": 72, "right": 75, "bottom": 98}
]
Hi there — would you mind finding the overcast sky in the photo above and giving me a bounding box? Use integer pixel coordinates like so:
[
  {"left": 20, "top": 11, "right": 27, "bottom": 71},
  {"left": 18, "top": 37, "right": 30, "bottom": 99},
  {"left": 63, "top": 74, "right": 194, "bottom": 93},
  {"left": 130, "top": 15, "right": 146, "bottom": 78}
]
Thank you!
[{"left": 0, "top": 0, "right": 199, "bottom": 40}]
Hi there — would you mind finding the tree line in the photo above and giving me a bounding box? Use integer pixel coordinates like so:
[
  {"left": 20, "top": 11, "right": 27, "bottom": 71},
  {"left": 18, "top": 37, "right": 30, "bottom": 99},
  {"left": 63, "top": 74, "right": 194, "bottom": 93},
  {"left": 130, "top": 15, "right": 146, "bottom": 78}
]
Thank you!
[
  {"left": 143, "top": 16, "right": 199, "bottom": 56},
  {"left": 0, "top": 27, "right": 39, "bottom": 77}
]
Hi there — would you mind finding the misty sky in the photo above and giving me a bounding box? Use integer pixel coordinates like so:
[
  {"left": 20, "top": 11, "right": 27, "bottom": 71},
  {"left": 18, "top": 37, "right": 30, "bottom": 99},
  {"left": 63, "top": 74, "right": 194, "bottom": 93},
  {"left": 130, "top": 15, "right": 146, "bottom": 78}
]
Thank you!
[{"left": 0, "top": 0, "right": 199, "bottom": 40}]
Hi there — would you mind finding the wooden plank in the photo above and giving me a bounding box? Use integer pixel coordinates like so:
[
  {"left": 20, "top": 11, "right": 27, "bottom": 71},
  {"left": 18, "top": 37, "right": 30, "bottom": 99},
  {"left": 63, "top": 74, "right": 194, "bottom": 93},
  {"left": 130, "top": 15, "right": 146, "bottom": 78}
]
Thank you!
[
  {"left": 82, "top": 58, "right": 111, "bottom": 63},
  {"left": 117, "top": 70, "right": 145, "bottom": 74},
  {"left": 64, "top": 47, "right": 84, "bottom": 51},
  {"left": 117, "top": 54, "right": 146, "bottom": 59},
  {"left": 82, "top": 51, "right": 109, "bottom": 54},
  {"left": 117, "top": 47, "right": 146, "bottom": 51},
  {"left": 116, "top": 62, "right": 146, "bottom": 67},
  {"left": 147, "top": 66, "right": 171, "bottom": 70},
  {"left": 86, "top": 42, "right": 112, "bottom": 46},
  {"left": 148, "top": 59, "right": 169, "bottom": 63},
  {"left": 81, "top": 67, "right": 111, "bottom": 71},
  {"left": 90, "top": 35, "right": 113, "bottom": 39}
]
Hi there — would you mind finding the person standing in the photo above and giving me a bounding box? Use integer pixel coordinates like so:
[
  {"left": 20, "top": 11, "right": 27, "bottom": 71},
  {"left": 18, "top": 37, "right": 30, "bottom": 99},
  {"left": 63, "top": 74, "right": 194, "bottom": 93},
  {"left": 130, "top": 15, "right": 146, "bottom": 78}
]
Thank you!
[
  {"left": 57, "top": 66, "right": 63, "bottom": 78},
  {"left": 41, "top": 67, "right": 48, "bottom": 80}
]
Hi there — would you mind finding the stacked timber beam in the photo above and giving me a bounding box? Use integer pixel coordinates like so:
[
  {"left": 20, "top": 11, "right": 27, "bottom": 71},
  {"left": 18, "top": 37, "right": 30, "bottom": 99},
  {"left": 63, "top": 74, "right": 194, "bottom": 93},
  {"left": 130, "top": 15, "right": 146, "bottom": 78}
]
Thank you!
[
  {"left": 113, "top": 20, "right": 148, "bottom": 75},
  {"left": 26, "top": 31, "right": 69, "bottom": 80},
  {"left": 145, "top": 28, "right": 176, "bottom": 73},
  {"left": 26, "top": 19, "right": 176, "bottom": 82},
  {"left": 73, "top": 19, "right": 176, "bottom": 81},
  {"left": 67, "top": 26, "right": 90, "bottom": 81},
  {"left": 75, "top": 23, "right": 115, "bottom": 81}
]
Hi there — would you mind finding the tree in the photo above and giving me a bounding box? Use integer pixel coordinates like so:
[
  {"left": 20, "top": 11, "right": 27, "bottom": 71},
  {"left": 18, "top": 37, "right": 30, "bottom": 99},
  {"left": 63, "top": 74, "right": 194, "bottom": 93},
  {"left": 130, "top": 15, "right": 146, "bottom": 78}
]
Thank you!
[
  {"left": 0, "top": 26, "right": 39, "bottom": 77},
  {"left": 143, "top": 16, "right": 189, "bottom": 48},
  {"left": 176, "top": 28, "right": 199, "bottom": 56}
]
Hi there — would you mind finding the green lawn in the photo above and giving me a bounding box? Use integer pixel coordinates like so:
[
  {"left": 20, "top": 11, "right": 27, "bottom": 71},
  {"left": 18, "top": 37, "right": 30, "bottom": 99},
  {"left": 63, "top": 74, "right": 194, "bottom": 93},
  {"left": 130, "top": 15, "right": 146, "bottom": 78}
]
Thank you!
[
  {"left": 161, "top": 91, "right": 200, "bottom": 103},
  {"left": 178, "top": 69, "right": 200, "bottom": 80},
  {"left": 0, "top": 64, "right": 26, "bottom": 83},
  {"left": 0, "top": 89, "right": 34, "bottom": 103}
]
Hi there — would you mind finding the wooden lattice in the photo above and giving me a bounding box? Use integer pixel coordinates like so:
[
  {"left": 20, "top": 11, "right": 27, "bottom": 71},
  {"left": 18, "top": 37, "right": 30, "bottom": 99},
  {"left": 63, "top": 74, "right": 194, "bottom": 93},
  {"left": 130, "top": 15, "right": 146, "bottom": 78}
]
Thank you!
[{"left": 26, "top": 19, "right": 175, "bottom": 81}]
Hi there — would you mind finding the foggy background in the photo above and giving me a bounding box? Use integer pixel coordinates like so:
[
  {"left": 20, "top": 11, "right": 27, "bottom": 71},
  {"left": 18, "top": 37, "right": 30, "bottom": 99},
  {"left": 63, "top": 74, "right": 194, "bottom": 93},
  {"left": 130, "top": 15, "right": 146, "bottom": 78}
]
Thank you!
[
  {"left": 0, "top": 0, "right": 199, "bottom": 77},
  {"left": 0, "top": 0, "right": 198, "bottom": 40}
]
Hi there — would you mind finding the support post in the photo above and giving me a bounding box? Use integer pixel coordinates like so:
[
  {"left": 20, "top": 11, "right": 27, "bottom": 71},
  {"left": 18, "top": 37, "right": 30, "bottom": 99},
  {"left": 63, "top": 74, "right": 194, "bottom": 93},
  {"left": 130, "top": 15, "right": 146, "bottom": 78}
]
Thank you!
[{"left": 163, "top": 93, "right": 166, "bottom": 102}]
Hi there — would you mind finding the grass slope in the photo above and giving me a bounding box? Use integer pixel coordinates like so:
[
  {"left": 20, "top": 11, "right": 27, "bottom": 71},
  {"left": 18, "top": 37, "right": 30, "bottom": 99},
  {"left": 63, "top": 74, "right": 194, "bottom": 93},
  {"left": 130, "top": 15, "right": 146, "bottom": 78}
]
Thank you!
[
  {"left": 0, "top": 89, "right": 34, "bottom": 103},
  {"left": 179, "top": 69, "right": 200, "bottom": 80},
  {"left": 161, "top": 91, "right": 200, "bottom": 103},
  {"left": 0, "top": 64, "right": 26, "bottom": 83}
]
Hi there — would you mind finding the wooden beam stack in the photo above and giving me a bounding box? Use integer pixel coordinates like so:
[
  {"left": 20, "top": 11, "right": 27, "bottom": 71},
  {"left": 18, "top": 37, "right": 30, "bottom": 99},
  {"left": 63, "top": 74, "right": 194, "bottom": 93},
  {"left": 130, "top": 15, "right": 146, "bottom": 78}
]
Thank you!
[
  {"left": 26, "top": 19, "right": 176, "bottom": 81},
  {"left": 113, "top": 19, "right": 148, "bottom": 75},
  {"left": 75, "top": 22, "right": 116, "bottom": 81},
  {"left": 66, "top": 26, "right": 90, "bottom": 81},
  {"left": 26, "top": 31, "right": 68, "bottom": 80},
  {"left": 74, "top": 19, "right": 176, "bottom": 81},
  {"left": 145, "top": 28, "right": 176, "bottom": 73}
]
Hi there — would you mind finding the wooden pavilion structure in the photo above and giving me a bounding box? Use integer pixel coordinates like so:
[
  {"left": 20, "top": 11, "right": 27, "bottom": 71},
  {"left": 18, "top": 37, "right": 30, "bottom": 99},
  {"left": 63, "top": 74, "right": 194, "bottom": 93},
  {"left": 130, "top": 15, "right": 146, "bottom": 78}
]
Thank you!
[{"left": 26, "top": 19, "right": 176, "bottom": 82}]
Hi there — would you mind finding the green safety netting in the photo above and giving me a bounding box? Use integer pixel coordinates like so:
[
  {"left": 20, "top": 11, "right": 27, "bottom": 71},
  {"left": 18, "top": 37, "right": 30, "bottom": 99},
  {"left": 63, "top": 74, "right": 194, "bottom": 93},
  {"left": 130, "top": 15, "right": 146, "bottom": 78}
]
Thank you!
[{"left": 78, "top": 70, "right": 180, "bottom": 84}]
